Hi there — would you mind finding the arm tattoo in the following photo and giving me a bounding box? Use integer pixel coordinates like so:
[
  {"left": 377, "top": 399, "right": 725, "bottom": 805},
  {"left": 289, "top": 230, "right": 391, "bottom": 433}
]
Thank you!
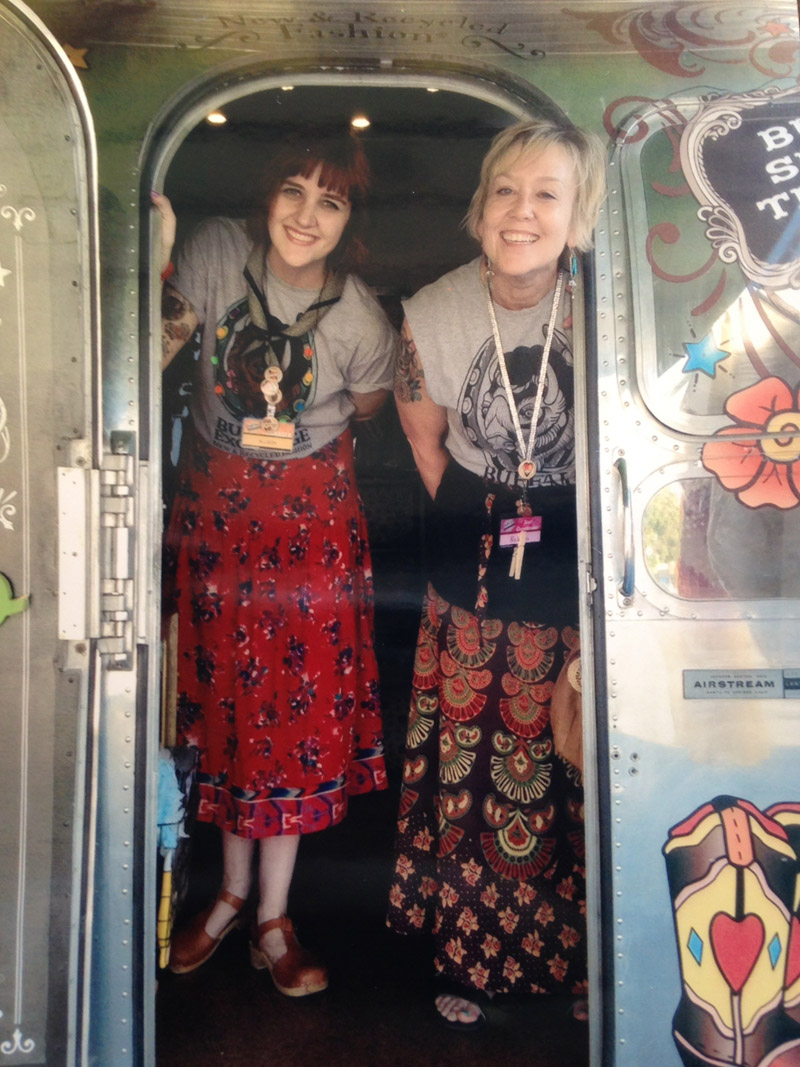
[
  {"left": 162, "top": 283, "right": 189, "bottom": 322},
  {"left": 162, "top": 321, "right": 193, "bottom": 359},
  {"left": 394, "top": 328, "right": 425, "bottom": 404},
  {"left": 161, "top": 284, "right": 196, "bottom": 361}
]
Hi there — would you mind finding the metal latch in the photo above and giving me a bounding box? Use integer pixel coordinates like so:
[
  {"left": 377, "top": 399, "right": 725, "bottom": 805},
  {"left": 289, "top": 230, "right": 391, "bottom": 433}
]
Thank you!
[{"left": 584, "top": 565, "right": 598, "bottom": 603}]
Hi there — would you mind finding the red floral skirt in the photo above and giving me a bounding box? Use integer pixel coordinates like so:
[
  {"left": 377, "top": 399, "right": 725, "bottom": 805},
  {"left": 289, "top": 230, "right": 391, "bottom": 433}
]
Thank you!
[
  {"left": 164, "top": 429, "right": 386, "bottom": 837},
  {"left": 386, "top": 585, "right": 586, "bottom": 995}
]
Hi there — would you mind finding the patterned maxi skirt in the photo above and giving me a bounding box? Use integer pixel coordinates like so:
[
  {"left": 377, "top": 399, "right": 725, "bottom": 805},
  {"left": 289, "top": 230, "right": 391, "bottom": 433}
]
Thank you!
[
  {"left": 386, "top": 584, "right": 586, "bottom": 996},
  {"left": 164, "top": 428, "right": 386, "bottom": 838}
]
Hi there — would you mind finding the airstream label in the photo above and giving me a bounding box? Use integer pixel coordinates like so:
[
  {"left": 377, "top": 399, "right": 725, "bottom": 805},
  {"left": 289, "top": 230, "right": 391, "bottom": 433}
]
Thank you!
[{"left": 683, "top": 669, "right": 800, "bottom": 698}]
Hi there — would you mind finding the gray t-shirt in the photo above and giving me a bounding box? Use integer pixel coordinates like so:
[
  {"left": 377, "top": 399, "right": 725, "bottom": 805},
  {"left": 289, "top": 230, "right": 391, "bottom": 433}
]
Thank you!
[
  {"left": 403, "top": 257, "right": 574, "bottom": 492},
  {"left": 171, "top": 216, "right": 397, "bottom": 459}
]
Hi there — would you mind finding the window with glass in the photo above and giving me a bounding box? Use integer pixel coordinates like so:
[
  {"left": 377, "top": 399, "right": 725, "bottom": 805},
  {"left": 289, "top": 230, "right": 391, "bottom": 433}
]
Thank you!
[{"left": 623, "top": 85, "right": 800, "bottom": 600}]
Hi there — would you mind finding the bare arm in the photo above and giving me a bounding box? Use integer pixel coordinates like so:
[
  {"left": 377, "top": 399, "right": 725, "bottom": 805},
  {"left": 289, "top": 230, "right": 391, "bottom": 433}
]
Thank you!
[
  {"left": 151, "top": 191, "right": 176, "bottom": 274},
  {"left": 349, "top": 388, "right": 388, "bottom": 422},
  {"left": 394, "top": 317, "right": 449, "bottom": 499},
  {"left": 161, "top": 283, "right": 199, "bottom": 370},
  {"left": 151, "top": 191, "right": 200, "bottom": 369}
]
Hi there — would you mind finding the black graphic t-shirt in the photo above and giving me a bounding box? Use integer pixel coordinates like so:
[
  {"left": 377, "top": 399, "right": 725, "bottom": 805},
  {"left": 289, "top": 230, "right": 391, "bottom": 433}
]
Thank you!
[
  {"left": 404, "top": 257, "right": 575, "bottom": 492},
  {"left": 403, "top": 258, "right": 577, "bottom": 620}
]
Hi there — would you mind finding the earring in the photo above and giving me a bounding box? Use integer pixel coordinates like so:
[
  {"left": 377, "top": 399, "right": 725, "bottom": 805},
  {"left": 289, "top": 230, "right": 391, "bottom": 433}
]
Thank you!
[{"left": 567, "top": 249, "right": 578, "bottom": 293}]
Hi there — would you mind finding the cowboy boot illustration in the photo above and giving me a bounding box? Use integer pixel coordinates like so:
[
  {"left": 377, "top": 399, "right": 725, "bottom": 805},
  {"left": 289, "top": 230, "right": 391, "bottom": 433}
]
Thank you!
[
  {"left": 664, "top": 796, "right": 800, "bottom": 1066},
  {"left": 765, "top": 804, "right": 800, "bottom": 1030}
]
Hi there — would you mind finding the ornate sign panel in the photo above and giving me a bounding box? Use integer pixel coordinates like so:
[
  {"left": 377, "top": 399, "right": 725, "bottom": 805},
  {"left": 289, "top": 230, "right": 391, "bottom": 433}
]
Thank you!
[{"left": 680, "top": 85, "right": 800, "bottom": 290}]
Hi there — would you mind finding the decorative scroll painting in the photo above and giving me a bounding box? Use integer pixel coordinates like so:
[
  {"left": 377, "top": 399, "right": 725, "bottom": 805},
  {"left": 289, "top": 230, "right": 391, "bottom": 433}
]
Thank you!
[
  {"left": 680, "top": 86, "right": 800, "bottom": 291},
  {"left": 0, "top": 187, "right": 30, "bottom": 629},
  {"left": 0, "top": 187, "right": 17, "bottom": 537},
  {"left": 0, "top": 173, "right": 36, "bottom": 1060},
  {"left": 567, "top": 3, "right": 798, "bottom": 80}
]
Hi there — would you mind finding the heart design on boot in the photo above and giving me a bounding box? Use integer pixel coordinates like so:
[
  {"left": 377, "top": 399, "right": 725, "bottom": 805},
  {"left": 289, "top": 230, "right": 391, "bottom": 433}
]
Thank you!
[{"left": 710, "top": 912, "right": 765, "bottom": 993}]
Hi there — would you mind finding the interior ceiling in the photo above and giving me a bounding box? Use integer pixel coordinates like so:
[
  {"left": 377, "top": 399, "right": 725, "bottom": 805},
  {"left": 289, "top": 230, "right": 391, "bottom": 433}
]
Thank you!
[{"left": 165, "top": 83, "right": 519, "bottom": 295}]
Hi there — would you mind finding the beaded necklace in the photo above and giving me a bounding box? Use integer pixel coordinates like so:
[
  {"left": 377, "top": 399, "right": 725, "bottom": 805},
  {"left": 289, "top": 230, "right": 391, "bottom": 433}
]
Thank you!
[{"left": 243, "top": 247, "right": 344, "bottom": 428}]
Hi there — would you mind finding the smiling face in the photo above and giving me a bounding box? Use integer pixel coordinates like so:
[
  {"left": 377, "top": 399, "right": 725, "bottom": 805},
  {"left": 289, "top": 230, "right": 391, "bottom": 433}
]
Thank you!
[
  {"left": 267, "top": 163, "right": 352, "bottom": 288},
  {"left": 477, "top": 143, "right": 578, "bottom": 299}
]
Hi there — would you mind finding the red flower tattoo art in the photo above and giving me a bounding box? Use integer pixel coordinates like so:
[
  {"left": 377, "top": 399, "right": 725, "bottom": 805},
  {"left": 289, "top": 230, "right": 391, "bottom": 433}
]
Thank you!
[{"left": 702, "top": 377, "right": 800, "bottom": 510}]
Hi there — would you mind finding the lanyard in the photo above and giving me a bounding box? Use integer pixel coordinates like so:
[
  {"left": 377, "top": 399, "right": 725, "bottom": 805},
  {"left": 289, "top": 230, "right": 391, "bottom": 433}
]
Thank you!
[{"left": 484, "top": 268, "right": 564, "bottom": 483}]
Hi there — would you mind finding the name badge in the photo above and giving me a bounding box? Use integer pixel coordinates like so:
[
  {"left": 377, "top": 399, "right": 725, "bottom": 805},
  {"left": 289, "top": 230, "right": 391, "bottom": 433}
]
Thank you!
[
  {"left": 241, "top": 417, "right": 295, "bottom": 452},
  {"left": 499, "top": 515, "right": 542, "bottom": 547}
]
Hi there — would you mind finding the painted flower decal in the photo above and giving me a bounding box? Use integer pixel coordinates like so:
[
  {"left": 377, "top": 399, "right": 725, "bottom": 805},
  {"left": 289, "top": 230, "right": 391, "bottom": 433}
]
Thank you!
[{"left": 702, "top": 377, "right": 800, "bottom": 509}]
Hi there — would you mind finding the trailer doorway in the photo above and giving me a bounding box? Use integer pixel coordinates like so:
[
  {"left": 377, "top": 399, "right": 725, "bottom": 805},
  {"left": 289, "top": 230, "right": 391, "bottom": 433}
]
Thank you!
[{"left": 152, "top": 74, "right": 590, "bottom": 1067}]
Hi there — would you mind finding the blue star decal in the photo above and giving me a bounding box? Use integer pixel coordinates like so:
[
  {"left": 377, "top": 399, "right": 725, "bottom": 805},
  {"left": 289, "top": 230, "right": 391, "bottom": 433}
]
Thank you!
[{"left": 682, "top": 334, "right": 729, "bottom": 378}]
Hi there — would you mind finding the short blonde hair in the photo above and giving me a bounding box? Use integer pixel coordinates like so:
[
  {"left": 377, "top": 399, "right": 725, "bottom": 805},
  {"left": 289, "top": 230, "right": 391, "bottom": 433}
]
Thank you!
[{"left": 464, "top": 119, "right": 607, "bottom": 253}]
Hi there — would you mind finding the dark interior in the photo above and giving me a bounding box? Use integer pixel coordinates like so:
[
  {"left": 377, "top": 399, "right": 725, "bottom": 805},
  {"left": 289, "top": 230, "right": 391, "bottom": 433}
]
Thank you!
[{"left": 157, "top": 82, "right": 589, "bottom": 1066}]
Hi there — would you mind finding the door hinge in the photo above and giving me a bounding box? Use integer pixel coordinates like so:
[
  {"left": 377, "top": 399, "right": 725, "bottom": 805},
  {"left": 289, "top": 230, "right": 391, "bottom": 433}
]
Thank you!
[{"left": 98, "top": 431, "right": 136, "bottom": 669}]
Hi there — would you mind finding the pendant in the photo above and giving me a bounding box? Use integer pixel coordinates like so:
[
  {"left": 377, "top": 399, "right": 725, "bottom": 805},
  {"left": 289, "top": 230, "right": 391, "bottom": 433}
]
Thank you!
[
  {"left": 518, "top": 459, "right": 537, "bottom": 480},
  {"left": 265, "top": 365, "right": 283, "bottom": 383},
  {"left": 261, "top": 381, "right": 282, "bottom": 404},
  {"left": 262, "top": 415, "right": 279, "bottom": 432}
]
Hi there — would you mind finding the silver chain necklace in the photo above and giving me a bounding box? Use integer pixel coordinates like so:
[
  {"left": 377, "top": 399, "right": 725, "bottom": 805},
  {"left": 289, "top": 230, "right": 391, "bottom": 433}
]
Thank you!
[{"left": 484, "top": 267, "right": 564, "bottom": 483}]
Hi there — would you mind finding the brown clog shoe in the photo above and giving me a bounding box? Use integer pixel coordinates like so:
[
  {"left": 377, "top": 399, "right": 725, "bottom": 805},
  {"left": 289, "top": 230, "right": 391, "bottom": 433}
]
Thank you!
[
  {"left": 249, "top": 916, "right": 328, "bottom": 997},
  {"left": 168, "top": 889, "right": 246, "bottom": 974}
]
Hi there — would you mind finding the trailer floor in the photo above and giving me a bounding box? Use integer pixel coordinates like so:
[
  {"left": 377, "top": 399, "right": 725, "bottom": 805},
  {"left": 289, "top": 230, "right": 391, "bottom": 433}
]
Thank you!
[{"left": 156, "top": 790, "right": 589, "bottom": 1067}]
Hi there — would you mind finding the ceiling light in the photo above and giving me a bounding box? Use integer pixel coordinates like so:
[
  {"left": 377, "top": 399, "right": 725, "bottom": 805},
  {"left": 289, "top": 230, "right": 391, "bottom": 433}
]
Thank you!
[
  {"left": 206, "top": 110, "right": 227, "bottom": 125},
  {"left": 426, "top": 87, "right": 439, "bottom": 93},
  {"left": 280, "top": 85, "right": 295, "bottom": 91},
  {"left": 350, "top": 114, "right": 370, "bottom": 130}
]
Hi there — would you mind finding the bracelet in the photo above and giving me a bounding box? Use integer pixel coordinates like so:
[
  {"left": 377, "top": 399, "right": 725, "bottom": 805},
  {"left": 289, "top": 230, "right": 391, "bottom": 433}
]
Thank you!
[{"left": 161, "top": 261, "right": 175, "bottom": 283}]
